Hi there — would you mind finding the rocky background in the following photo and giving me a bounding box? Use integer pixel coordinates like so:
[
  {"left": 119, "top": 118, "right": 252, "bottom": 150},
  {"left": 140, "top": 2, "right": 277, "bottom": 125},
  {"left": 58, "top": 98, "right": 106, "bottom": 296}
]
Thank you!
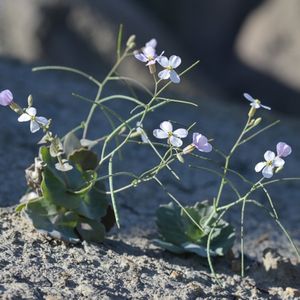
[
  {"left": 1, "top": 0, "right": 300, "bottom": 114},
  {"left": 0, "top": 1, "right": 300, "bottom": 299}
]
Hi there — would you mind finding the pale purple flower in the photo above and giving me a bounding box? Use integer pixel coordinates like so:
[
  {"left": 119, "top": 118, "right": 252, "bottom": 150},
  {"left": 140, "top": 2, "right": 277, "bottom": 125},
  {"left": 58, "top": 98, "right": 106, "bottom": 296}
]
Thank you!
[
  {"left": 134, "top": 38, "right": 161, "bottom": 66},
  {"left": 276, "top": 142, "right": 292, "bottom": 157},
  {"left": 157, "top": 55, "right": 181, "bottom": 83},
  {"left": 192, "top": 133, "right": 212, "bottom": 153},
  {"left": 255, "top": 142, "right": 291, "bottom": 178},
  {"left": 0, "top": 89, "right": 13, "bottom": 106},
  {"left": 153, "top": 121, "right": 188, "bottom": 147},
  {"left": 243, "top": 93, "right": 271, "bottom": 110},
  {"left": 18, "top": 107, "right": 49, "bottom": 133}
]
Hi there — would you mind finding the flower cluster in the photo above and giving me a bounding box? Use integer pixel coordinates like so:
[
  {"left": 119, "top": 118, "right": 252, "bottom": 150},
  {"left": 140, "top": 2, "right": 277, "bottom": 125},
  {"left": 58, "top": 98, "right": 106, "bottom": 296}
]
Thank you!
[
  {"left": 255, "top": 142, "right": 291, "bottom": 178},
  {"left": 134, "top": 38, "right": 182, "bottom": 83},
  {"left": 152, "top": 120, "right": 212, "bottom": 154},
  {"left": 0, "top": 89, "right": 49, "bottom": 133}
]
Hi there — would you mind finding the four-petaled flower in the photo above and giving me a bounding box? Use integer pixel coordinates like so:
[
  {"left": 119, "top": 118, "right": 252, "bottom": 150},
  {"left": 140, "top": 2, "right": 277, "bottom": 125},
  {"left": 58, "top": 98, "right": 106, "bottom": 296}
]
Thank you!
[
  {"left": 0, "top": 89, "right": 13, "bottom": 106},
  {"left": 153, "top": 121, "right": 187, "bottom": 147},
  {"left": 18, "top": 107, "right": 49, "bottom": 133},
  {"left": 134, "top": 39, "right": 160, "bottom": 66},
  {"left": 157, "top": 55, "right": 181, "bottom": 83},
  {"left": 192, "top": 133, "right": 212, "bottom": 153},
  {"left": 255, "top": 142, "right": 291, "bottom": 178},
  {"left": 243, "top": 93, "right": 271, "bottom": 110}
]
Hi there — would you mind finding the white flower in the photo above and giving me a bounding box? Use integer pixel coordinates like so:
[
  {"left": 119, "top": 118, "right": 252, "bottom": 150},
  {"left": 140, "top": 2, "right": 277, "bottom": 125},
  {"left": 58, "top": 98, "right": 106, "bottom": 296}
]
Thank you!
[
  {"left": 157, "top": 55, "right": 181, "bottom": 83},
  {"left": 18, "top": 107, "right": 49, "bottom": 133},
  {"left": 153, "top": 121, "right": 188, "bottom": 147},
  {"left": 134, "top": 38, "right": 161, "bottom": 66},
  {"left": 243, "top": 93, "right": 271, "bottom": 110},
  {"left": 255, "top": 142, "right": 291, "bottom": 178}
]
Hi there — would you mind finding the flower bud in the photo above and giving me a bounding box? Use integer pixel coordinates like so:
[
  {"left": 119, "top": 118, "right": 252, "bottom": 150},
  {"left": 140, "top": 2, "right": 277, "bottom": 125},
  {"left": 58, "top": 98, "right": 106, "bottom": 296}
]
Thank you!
[
  {"left": 0, "top": 89, "right": 13, "bottom": 106},
  {"left": 253, "top": 117, "right": 262, "bottom": 126},
  {"left": 27, "top": 95, "right": 33, "bottom": 107},
  {"left": 9, "top": 102, "right": 23, "bottom": 114},
  {"left": 275, "top": 166, "right": 284, "bottom": 173},
  {"left": 126, "top": 35, "right": 136, "bottom": 49},
  {"left": 182, "top": 144, "right": 195, "bottom": 155},
  {"left": 176, "top": 153, "right": 185, "bottom": 163},
  {"left": 248, "top": 106, "right": 256, "bottom": 118}
]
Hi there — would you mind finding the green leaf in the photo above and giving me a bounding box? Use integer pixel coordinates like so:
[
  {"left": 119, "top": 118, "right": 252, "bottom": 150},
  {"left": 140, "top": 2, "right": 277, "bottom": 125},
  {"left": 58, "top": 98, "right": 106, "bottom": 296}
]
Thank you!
[
  {"left": 76, "top": 181, "right": 110, "bottom": 221},
  {"left": 156, "top": 202, "right": 189, "bottom": 245},
  {"left": 69, "top": 148, "right": 98, "bottom": 171},
  {"left": 153, "top": 239, "right": 185, "bottom": 254},
  {"left": 76, "top": 217, "right": 106, "bottom": 243},
  {"left": 40, "top": 146, "right": 88, "bottom": 190},
  {"left": 41, "top": 167, "right": 82, "bottom": 210},
  {"left": 24, "top": 199, "right": 80, "bottom": 243},
  {"left": 63, "top": 132, "right": 82, "bottom": 158},
  {"left": 155, "top": 201, "right": 235, "bottom": 257}
]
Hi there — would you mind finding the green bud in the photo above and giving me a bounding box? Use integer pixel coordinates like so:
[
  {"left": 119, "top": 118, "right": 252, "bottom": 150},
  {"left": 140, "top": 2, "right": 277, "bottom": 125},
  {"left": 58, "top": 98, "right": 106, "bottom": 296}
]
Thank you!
[
  {"left": 9, "top": 102, "right": 23, "bottom": 114},
  {"left": 248, "top": 106, "right": 256, "bottom": 118},
  {"left": 176, "top": 153, "right": 184, "bottom": 163},
  {"left": 253, "top": 117, "right": 262, "bottom": 126},
  {"left": 275, "top": 166, "right": 283, "bottom": 173},
  {"left": 248, "top": 119, "right": 255, "bottom": 127},
  {"left": 126, "top": 35, "right": 136, "bottom": 49},
  {"left": 182, "top": 144, "right": 195, "bottom": 155},
  {"left": 27, "top": 95, "right": 33, "bottom": 107}
]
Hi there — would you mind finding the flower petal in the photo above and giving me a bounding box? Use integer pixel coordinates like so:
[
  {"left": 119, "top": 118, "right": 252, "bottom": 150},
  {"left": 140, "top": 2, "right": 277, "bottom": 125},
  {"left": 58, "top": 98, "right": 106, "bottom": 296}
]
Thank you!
[
  {"left": 250, "top": 102, "right": 260, "bottom": 109},
  {"left": 261, "top": 104, "right": 271, "bottom": 110},
  {"left": 36, "top": 116, "right": 48, "bottom": 126},
  {"left": 169, "top": 136, "right": 183, "bottom": 147},
  {"left": 143, "top": 46, "right": 156, "bottom": 57},
  {"left": 145, "top": 38, "right": 157, "bottom": 49},
  {"left": 30, "top": 120, "right": 40, "bottom": 133},
  {"left": 264, "top": 150, "right": 275, "bottom": 162},
  {"left": 169, "top": 70, "right": 180, "bottom": 83},
  {"left": 276, "top": 142, "right": 292, "bottom": 157},
  {"left": 262, "top": 166, "right": 274, "bottom": 178},
  {"left": 173, "top": 128, "right": 188, "bottom": 138},
  {"left": 255, "top": 162, "right": 266, "bottom": 172},
  {"left": 158, "top": 69, "right": 170, "bottom": 80},
  {"left": 193, "top": 133, "right": 208, "bottom": 145},
  {"left": 26, "top": 107, "right": 37, "bottom": 116},
  {"left": 196, "top": 142, "right": 212, "bottom": 153},
  {"left": 157, "top": 56, "right": 169, "bottom": 68},
  {"left": 146, "top": 59, "right": 156, "bottom": 66},
  {"left": 243, "top": 93, "right": 255, "bottom": 102},
  {"left": 18, "top": 113, "right": 31, "bottom": 122},
  {"left": 273, "top": 157, "right": 285, "bottom": 168},
  {"left": 169, "top": 55, "right": 181, "bottom": 68},
  {"left": 160, "top": 121, "right": 173, "bottom": 133},
  {"left": 0, "top": 89, "right": 13, "bottom": 106},
  {"left": 134, "top": 51, "right": 148, "bottom": 62},
  {"left": 153, "top": 129, "right": 168, "bottom": 139}
]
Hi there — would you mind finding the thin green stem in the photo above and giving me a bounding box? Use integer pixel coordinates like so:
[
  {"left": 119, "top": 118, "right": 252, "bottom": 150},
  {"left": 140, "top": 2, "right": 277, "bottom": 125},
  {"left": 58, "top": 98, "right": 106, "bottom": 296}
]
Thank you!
[{"left": 154, "top": 177, "right": 204, "bottom": 231}]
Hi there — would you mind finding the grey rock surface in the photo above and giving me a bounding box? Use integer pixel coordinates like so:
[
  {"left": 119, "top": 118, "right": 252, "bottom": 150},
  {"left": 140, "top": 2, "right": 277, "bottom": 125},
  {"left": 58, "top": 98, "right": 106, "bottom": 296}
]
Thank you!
[
  {"left": 0, "top": 57, "right": 300, "bottom": 298},
  {"left": 1, "top": 0, "right": 300, "bottom": 116}
]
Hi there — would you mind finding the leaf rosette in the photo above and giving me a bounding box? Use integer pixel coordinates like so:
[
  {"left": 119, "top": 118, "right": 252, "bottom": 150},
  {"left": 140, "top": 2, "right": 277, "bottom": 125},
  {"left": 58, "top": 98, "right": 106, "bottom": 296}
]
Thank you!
[{"left": 154, "top": 201, "right": 235, "bottom": 257}]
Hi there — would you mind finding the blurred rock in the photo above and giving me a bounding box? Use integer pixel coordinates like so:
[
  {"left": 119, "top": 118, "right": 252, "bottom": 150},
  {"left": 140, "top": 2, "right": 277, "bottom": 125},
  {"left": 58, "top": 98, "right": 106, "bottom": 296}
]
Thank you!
[
  {"left": 1, "top": 0, "right": 300, "bottom": 114},
  {"left": 236, "top": 0, "right": 300, "bottom": 92}
]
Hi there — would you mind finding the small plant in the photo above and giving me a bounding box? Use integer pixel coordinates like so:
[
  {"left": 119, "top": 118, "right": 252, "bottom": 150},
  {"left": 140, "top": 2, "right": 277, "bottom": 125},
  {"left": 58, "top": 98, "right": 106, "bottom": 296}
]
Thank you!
[
  {"left": 0, "top": 27, "right": 299, "bottom": 286},
  {"left": 154, "top": 201, "right": 235, "bottom": 257}
]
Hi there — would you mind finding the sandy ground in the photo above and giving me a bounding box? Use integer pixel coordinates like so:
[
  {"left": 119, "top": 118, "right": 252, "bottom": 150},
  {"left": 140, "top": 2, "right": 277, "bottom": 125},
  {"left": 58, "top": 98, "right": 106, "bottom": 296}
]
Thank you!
[{"left": 0, "top": 58, "right": 300, "bottom": 299}]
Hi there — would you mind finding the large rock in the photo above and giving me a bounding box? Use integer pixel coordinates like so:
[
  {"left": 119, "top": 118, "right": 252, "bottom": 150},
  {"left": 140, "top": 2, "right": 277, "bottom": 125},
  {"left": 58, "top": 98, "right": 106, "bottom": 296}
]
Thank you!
[{"left": 236, "top": 0, "right": 300, "bottom": 92}]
